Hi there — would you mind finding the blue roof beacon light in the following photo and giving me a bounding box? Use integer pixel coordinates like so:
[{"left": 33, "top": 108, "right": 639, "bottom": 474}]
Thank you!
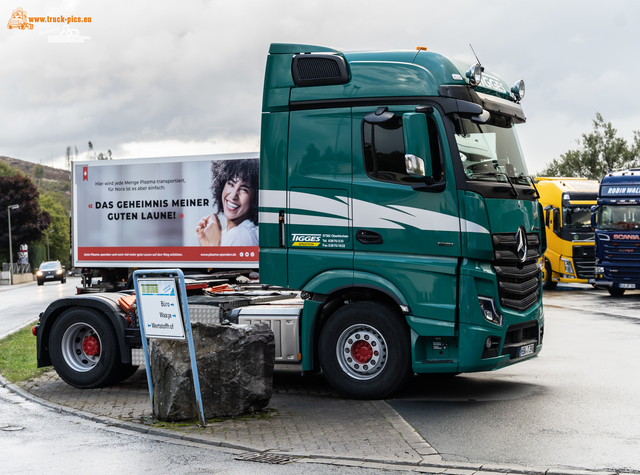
[
  {"left": 511, "top": 79, "right": 526, "bottom": 101},
  {"left": 466, "top": 63, "right": 483, "bottom": 86}
]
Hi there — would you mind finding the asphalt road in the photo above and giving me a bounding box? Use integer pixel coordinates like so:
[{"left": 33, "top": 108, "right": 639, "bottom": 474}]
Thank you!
[
  {"left": 389, "top": 285, "right": 640, "bottom": 472},
  {"left": 0, "top": 277, "right": 81, "bottom": 338},
  {"left": 2, "top": 281, "right": 639, "bottom": 472}
]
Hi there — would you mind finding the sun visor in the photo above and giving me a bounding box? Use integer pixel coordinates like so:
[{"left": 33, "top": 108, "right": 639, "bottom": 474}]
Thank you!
[{"left": 476, "top": 92, "right": 526, "bottom": 123}]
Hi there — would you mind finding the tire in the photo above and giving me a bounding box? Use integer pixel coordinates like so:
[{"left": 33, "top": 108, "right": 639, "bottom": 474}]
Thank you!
[
  {"left": 37, "top": 280, "right": 43, "bottom": 286},
  {"left": 318, "top": 301, "right": 413, "bottom": 399},
  {"left": 112, "top": 364, "right": 139, "bottom": 383},
  {"left": 61, "top": 276, "right": 66, "bottom": 284},
  {"left": 608, "top": 287, "right": 625, "bottom": 297},
  {"left": 543, "top": 259, "right": 557, "bottom": 290},
  {"left": 49, "top": 308, "right": 121, "bottom": 388}
]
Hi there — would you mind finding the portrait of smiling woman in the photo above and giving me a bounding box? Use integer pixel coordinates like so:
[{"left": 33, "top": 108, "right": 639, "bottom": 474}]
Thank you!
[{"left": 195, "top": 159, "right": 259, "bottom": 247}]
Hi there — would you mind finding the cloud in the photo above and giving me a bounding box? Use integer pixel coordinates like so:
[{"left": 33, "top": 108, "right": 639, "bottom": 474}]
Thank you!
[
  {"left": 1, "top": 0, "right": 640, "bottom": 174},
  {"left": 569, "top": 34, "right": 586, "bottom": 44}
]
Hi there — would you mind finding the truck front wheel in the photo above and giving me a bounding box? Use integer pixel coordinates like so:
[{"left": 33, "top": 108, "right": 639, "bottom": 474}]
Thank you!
[
  {"left": 319, "top": 301, "right": 413, "bottom": 399},
  {"left": 49, "top": 308, "right": 120, "bottom": 388},
  {"left": 543, "top": 259, "right": 557, "bottom": 290},
  {"left": 608, "top": 287, "right": 625, "bottom": 297}
]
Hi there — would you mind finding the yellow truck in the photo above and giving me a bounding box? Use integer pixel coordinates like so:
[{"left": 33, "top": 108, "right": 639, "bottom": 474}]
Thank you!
[{"left": 536, "top": 177, "right": 599, "bottom": 289}]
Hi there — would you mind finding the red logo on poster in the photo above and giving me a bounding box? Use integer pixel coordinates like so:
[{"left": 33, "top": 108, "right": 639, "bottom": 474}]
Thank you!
[{"left": 82, "top": 166, "right": 88, "bottom": 181}]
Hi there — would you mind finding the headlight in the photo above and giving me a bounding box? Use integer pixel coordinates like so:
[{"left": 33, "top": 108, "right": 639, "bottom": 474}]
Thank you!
[
  {"left": 56, "top": 269, "right": 63, "bottom": 275},
  {"left": 478, "top": 296, "right": 503, "bottom": 326},
  {"left": 36, "top": 271, "right": 43, "bottom": 276},
  {"left": 595, "top": 266, "right": 604, "bottom": 274},
  {"left": 560, "top": 258, "right": 574, "bottom": 275}
]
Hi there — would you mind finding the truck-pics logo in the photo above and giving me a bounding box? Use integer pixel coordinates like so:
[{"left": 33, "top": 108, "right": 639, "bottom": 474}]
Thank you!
[
  {"left": 291, "top": 234, "right": 321, "bottom": 247},
  {"left": 7, "top": 7, "right": 33, "bottom": 29},
  {"left": 7, "top": 7, "right": 92, "bottom": 42}
]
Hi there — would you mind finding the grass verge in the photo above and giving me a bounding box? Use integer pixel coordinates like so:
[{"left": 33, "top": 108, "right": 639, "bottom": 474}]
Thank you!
[{"left": 0, "top": 323, "right": 49, "bottom": 382}]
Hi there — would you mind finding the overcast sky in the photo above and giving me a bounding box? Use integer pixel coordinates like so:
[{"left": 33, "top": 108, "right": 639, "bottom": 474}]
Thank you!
[{"left": 2, "top": 0, "right": 639, "bottom": 174}]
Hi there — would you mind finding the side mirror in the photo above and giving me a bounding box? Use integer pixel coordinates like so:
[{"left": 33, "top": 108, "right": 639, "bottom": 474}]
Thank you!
[
  {"left": 402, "top": 113, "right": 432, "bottom": 178},
  {"left": 405, "top": 154, "right": 426, "bottom": 176},
  {"left": 591, "top": 205, "right": 599, "bottom": 229},
  {"left": 552, "top": 208, "right": 560, "bottom": 235},
  {"left": 544, "top": 204, "right": 553, "bottom": 228}
]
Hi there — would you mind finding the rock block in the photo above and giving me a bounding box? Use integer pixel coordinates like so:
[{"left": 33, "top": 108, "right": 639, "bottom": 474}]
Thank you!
[{"left": 150, "top": 321, "right": 274, "bottom": 421}]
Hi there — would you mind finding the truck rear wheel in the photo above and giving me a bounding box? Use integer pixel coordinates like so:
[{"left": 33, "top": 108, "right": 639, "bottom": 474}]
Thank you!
[
  {"left": 113, "top": 363, "right": 139, "bottom": 383},
  {"left": 543, "top": 259, "right": 557, "bottom": 290},
  {"left": 319, "top": 301, "right": 413, "bottom": 399},
  {"left": 49, "top": 308, "right": 120, "bottom": 388}
]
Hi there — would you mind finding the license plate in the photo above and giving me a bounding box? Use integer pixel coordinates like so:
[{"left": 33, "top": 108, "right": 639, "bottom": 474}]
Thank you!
[
  {"left": 46, "top": 275, "right": 54, "bottom": 279},
  {"left": 620, "top": 284, "right": 636, "bottom": 289},
  {"left": 519, "top": 343, "right": 535, "bottom": 357}
]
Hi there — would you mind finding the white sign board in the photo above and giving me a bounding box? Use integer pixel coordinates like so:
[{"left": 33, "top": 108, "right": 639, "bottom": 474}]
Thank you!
[{"left": 136, "top": 278, "right": 186, "bottom": 340}]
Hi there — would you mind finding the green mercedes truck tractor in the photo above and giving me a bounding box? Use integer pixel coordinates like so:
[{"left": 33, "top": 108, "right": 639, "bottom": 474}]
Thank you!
[{"left": 257, "top": 43, "right": 545, "bottom": 398}]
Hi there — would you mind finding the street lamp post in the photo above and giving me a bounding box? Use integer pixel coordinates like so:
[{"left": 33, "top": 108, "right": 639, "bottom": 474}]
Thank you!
[
  {"left": 7, "top": 204, "right": 19, "bottom": 286},
  {"left": 46, "top": 228, "right": 54, "bottom": 261}
]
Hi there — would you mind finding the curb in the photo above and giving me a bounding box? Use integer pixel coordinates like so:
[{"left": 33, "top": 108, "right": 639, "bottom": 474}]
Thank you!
[
  {"left": 0, "top": 373, "right": 632, "bottom": 475},
  {"left": 0, "top": 280, "right": 36, "bottom": 292}
]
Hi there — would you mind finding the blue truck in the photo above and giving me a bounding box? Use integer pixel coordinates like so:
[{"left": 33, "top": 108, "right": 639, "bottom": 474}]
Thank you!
[{"left": 592, "top": 169, "right": 640, "bottom": 296}]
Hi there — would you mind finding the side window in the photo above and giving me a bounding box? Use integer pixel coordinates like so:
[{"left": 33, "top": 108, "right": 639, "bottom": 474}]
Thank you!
[{"left": 362, "top": 114, "right": 444, "bottom": 185}]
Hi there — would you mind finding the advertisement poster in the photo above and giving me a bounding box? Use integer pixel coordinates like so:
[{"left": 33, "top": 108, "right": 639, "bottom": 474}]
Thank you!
[{"left": 73, "top": 153, "right": 259, "bottom": 267}]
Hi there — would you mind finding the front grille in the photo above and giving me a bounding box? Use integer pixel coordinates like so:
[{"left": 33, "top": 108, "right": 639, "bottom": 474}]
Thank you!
[
  {"left": 492, "top": 232, "right": 541, "bottom": 311},
  {"left": 573, "top": 245, "right": 595, "bottom": 279},
  {"left": 602, "top": 241, "right": 640, "bottom": 279}
]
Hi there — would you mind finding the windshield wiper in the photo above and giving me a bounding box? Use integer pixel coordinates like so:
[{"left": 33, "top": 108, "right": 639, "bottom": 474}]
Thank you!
[
  {"left": 470, "top": 171, "right": 518, "bottom": 197},
  {"left": 521, "top": 175, "right": 540, "bottom": 199}
]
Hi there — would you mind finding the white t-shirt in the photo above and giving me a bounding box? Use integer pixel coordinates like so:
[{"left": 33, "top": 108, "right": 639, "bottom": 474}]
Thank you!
[{"left": 218, "top": 215, "right": 258, "bottom": 246}]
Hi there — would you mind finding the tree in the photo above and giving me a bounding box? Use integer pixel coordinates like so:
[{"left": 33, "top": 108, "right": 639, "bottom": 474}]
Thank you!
[
  {"left": 88, "top": 141, "right": 94, "bottom": 160},
  {"left": 538, "top": 113, "right": 640, "bottom": 179},
  {"left": 33, "top": 164, "right": 44, "bottom": 186},
  {"left": 0, "top": 174, "right": 51, "bottom": 264},
  {"left": 0, "top": 160, "right": 18, "bottom": 177},
  {"left": 36, "top": 192, "right": 70, "bottom": 266}
]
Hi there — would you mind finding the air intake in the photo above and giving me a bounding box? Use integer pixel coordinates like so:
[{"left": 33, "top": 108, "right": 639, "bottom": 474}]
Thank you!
[{"left": 292, "top": 54, "right": 349, "bottom": 87}]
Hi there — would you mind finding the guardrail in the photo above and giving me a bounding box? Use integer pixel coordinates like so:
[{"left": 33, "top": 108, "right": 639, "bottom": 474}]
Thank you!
[{"left": 2, "top": 263, "right": 32, "bottom": 274}]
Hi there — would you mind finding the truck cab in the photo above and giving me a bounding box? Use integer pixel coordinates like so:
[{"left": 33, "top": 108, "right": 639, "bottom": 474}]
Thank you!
[
  {"left": 535, "top": 178, "right": 598, "bottom": 289},
  {"left": 592, "top": 169, "right": 640, "bottom": 296}
]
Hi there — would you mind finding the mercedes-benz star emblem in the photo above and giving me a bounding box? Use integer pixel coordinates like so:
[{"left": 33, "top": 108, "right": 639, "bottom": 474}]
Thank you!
[{"left": 515, "top": 226, "right": 528, "bottom": 264}]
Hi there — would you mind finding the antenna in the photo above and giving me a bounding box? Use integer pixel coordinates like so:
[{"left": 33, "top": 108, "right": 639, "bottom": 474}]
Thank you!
[{"left": 469, "top": 44, "right": 484, "bottom": 70}]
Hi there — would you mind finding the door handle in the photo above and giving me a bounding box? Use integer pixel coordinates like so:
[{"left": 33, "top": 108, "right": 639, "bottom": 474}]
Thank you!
[{"left": 356, "top": 229, "right": 383, "bottom": 244}]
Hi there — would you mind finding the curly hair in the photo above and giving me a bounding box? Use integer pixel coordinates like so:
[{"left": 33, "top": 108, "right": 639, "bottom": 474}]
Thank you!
[{"left": 210, "top": 159, "right": 259, "bottom": 225}]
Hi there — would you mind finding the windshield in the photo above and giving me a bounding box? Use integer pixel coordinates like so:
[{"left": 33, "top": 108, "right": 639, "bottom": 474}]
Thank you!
[
  {"left": 451, "top": 114, "right": 529, "bottom": 185},
  {"left": 39, "top": 261, "right": 60, "bottom": 270},
  {"left": 563, "top": 206, "right": 593, "bottom": 230},
  {"left": 597, "top": 205, "right": 640, "bottom": 231}
]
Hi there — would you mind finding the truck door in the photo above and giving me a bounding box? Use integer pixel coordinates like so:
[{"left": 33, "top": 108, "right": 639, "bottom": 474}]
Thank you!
[
  {"left": 351, "top": 105, "right": 460, "bottom": 321},
  {"left": 286, "top": 108, "right": 353, "bottom": 290}
]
